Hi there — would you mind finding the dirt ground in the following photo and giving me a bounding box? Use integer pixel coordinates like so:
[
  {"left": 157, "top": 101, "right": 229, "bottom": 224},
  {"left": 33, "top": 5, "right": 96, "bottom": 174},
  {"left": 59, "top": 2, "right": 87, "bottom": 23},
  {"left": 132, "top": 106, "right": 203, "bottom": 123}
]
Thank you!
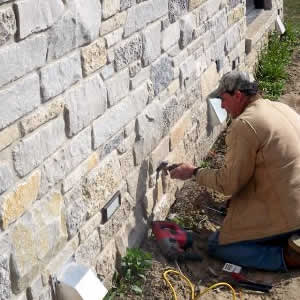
[{"left": 116, "top": 47, "right": 300, "bottom": 299}]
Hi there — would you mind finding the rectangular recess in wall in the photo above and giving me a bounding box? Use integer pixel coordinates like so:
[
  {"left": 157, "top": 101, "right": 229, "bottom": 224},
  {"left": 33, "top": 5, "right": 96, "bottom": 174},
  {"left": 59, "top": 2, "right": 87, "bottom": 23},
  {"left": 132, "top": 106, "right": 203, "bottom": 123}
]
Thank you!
[{"left": 102, "top": 191, "right": 121, "bottom": 224}]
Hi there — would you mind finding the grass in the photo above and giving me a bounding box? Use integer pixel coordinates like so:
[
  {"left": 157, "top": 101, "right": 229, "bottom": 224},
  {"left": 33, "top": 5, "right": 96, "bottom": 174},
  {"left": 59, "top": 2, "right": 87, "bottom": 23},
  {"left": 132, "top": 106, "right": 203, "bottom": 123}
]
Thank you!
[
  {"left": 255, "top": 1, "right": 300, "bottom": 100},
  {"left": 104, "top": 248, "right": 152, "bottom": 299}
]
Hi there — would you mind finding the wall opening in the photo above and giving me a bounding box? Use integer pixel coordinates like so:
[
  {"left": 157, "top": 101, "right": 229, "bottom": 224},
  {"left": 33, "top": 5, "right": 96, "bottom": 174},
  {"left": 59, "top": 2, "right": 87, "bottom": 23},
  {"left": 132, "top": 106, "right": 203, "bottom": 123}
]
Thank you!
[{"left": 246, "top": 0, "right": 272, "bottom": 25}]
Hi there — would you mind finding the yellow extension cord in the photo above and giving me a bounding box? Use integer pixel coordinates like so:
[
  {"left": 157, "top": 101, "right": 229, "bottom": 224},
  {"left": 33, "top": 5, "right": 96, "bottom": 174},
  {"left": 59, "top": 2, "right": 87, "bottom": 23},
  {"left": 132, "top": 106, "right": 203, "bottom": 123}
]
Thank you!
[{"left": 163, "top": 269, "right": 237, "bottom": 300}]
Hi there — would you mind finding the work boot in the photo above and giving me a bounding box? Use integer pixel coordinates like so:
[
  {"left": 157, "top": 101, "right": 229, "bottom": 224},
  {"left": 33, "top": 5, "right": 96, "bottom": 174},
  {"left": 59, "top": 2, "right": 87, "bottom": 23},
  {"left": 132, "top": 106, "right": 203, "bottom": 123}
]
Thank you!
[{"left": 284, "top": 234, "right": 300, "bottom": 268}]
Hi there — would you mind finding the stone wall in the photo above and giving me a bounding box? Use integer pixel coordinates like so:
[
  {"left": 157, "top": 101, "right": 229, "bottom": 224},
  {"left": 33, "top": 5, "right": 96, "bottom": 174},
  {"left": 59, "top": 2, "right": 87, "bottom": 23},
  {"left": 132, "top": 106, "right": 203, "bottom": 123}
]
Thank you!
[{"left": 0, "top": 0, "right": 282, "bottom": 299}]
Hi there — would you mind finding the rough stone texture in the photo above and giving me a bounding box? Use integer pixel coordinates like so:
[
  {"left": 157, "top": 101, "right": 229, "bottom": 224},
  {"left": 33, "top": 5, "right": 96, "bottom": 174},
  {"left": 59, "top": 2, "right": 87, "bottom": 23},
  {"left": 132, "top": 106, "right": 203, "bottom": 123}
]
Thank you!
[
  {"left": 65, "top": 74, "right": 107, "bottom": 137},
  {"left": 20, "top": 97, "right": 64, "bottom": 137},
  {"left": 189, "top": 0, "right": 207, "bottom": 10},
  {"left": 40, "top": 126, "right": 91, "bottom": 197},
  {"left": 228, "top": 4, "right": 244, "bottom": 26},
  {"left": 0, "top": 124, "right": 20, "bottom": 152},
  {"left": 79, "top": 211, "right": 102, "bottom": 243},
  {"left": 81, "top": 38, "right": 107, "bottom": 76},
  {"left": 141, "top": 22, "right": 161, "bottom": 66},
  {"left": 161, "top": 22, "right": 180, "bottom": 51},
  {"left": 0, "top": 33, "right": 47, "bottom": 87},
  {"left": 0, "top": 170, "right": 41, "bottom": 230},
  {"left": 93, "top": 83, "right": 148, "bottom": 148},
  {"left": 100, "top": 64, "right": 115, "bottom": 81},
  {"left": 114, "top": 34, "right": 142, "bottom": 71},
  {"left": 180, "top": 55, "right": 197, "bottom": 88},
  {"left": 62, "top": 152, "right": 99, "bottom": 194},
  {"left": 0, "top": 161, "right": 13, "bottom": 195},
  {"left": 96, "top": 239, "right": 117, "bottom": 289},
  {"left": 149, "top": 136, "right": 170, "bottom": 174},
  {"left": 102, "top": 0, "right": 120, "bottom": 19},
  {"left": 106, "top": 69, "right": 130, "bottom": 106},
  {"left": 0, "top": 73, "right": 40, "bottom": 130},
  {"left": 169, "top": 0, "right": 188, "bottom": 23},
  {"left": 101, "top": 130, "right": 125, "bottom": 159},
  {"left": 0, "top": 6, "right": 16, "bottom": 46},
  {"left": 170, "top": 111, "right": 192, "bottom": 151},
  {"left": 150, "top": 56, "right": 174, "bottom": 95},
  {"left": 0, "top": 238, "right": 11, "bottom": 300},
  {"left": 40, "top": 51, "right": 82, "bottom": 102},
  {"left": 15, "top": 0, "right": 64, "bottom": 39},
  {"left": 10, "top": 190, "right": 67, "bottom": 293},
  {"left": 47, "top": 0, "right": 101, "bottom": 60},
  {"left": 129, "top": 60, "right": 141, "bottom": 77},
  {"left": 64, "top": 186, "right": 88, "bottom": 239},
  {"left": 27, "top": 275, "right": 43, "bottom": 300},
  {"left": 201, "top": 62, "right": 220, "bottom": 99},
  {"left": 130, "top": 66, "right": 150, "bottom": 89},
  {"left": 179, "top": 14, "right": 196, "bottom": 49},
  {"left": 82, "top": 151, "right": 122, "bottom": 217},
  {"left": 75, "top": 230, "right": 102, "bottom": 266},
  {"left": 120, "top": 0, "right": 136, "bottom": 11},
  {"left": 100, "top": 11, "right": 127, "bottom": 36},
  {"left": 13, "top": 116, "right": 65, "bottom": 177}
]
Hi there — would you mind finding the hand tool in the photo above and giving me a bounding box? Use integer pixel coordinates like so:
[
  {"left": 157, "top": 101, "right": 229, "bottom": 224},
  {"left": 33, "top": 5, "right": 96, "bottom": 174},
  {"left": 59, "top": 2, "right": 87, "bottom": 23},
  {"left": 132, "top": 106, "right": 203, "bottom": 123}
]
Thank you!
[
  {"left": 152, "top": 221, "right": 202, "bottom": 262},
  {"left": 203, "top": 205, "right": 227, "bottom": 216}
]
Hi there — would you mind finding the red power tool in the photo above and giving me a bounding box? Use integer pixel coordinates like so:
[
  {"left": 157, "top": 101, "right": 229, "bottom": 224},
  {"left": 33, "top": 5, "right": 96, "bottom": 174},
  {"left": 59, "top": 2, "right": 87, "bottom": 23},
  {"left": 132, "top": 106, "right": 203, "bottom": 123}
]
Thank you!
[{"left": 152, "top": 221, "right": 202, "bottom": 262}]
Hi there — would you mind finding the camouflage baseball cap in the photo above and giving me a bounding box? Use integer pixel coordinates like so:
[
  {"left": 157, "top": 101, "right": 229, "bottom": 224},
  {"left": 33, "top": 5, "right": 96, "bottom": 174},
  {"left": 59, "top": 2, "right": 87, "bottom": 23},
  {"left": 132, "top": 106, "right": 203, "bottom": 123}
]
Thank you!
[{"left": 210, "top": 71, "right": 258, "bottom": 98}]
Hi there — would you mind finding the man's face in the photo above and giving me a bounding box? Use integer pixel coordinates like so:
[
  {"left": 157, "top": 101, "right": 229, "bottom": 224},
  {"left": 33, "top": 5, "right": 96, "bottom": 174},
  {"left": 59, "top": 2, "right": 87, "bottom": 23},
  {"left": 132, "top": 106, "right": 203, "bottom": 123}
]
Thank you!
[{"left": 220, "top": 90, "right": 245, "bottom": 118}]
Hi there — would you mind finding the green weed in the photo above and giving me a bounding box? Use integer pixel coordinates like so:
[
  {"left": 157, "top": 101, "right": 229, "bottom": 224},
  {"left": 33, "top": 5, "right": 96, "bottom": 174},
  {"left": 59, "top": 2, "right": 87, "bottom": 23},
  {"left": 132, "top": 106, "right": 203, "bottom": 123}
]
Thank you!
[
  {"left": 255, "top": 23, "right": 299, "bottom": 100},
  {"left": 104, "top": 248, "right": 152, "bottom": 299}
]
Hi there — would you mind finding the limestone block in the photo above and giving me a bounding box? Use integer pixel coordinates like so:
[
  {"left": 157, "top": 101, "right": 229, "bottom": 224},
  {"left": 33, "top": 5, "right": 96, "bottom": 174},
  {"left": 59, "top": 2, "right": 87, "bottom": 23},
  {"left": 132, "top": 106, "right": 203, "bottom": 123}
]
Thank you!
[
  {"left": 101, "top": 131, "right": 125, "bottom": 160},
  {"left": 151, "top": 0, "right": 168, "bottom": 21},
  {"left": 105, "top": 27, "right": 123, "bottom": 48},
  {"left": 20, "top": 97, "right": 64, "bottom": 137},
  {"left": 169, "top": 0, "right": 188, "bottom": 23},
  {"left": 167, "top": 78, "right": 180, "bottom": 96},
  {"left": 100, "top": 11, "right": 127, "bottom": 36},
  {"left": 64, "top": 187, "right": 88, "bottom": 239},
  {"left": 126, "top": 162, "right": 149, "bottom": 202},
  {"left": 106, "top": 69, "right": 129, "bottom": 106},
  {"left": 65, "top": 75, "right": 107, "bottom": 137},
  {"left": 81, "top": 38, "right": 107, "bottom": 76},
  {"left": 15, "top": 0, "right": 64, "bottom": 39},
  {"left": 161, "top": 16, "right": 170, "bottom": 30},
  {"left": 0, "top": 161, "right": 13, "bottom": 195},
  {"left": 92, "top": 85, "right": 148, "bottom": 148},
  {"left": 0, "top": 125, "right": 20, "bottom": 152},
  {"left": 149, "top": 136, "right": 170, "bottom": 174},
  {"left": 228, "top": 4, "right": 245, "bottom": 26},
  {"left": 129, "top": 61, "right": 141, "bottom": 77},
  {"left": 35, "top": 287, "right": 52, "bottom": 300},
  {"left": 141, "top": 22, "right": 161, "bottom": 66},
  {"left": 115, "top": 212, "right": 147, "bottom": 257},
  {"left": 27, "top": 275, "right": 43, "bottom": 300},
  {"left": 130, "top": 67, "right": 150, "bottom": 90},
  {"left": 201, "top": 63, "right": 219, "bottom": 99},
  {"left": 119, "top": 150, "right": 135, "bottom": 178},
  {"left": 179, "top": 14, "right": 196, "bottom": 49},
  {"left": 102, "top": 0, "right": 120, "bottom": 19},
  {"left": 47, "top": 0, "right": 101, "bottom": 60},
  {"left": 75, "top": 230, "right": 102, "bottom": 266},
  {"left": 120, "top": 0, "right": 136, "bottom": 11},
  {"left": 189, "top": 0, "right": 207, "bottom": 10},
  {"left": 161, "top": 95, "right": 185, "bottom": 136},
  {"left": 206, "top": 0, "right": 222, "bottom": 18},
  {"left": 79, "top": 211, "right": 102, "bottom": 243},
  {"left": 82, "top": 151, "right": 122, "bottom": 217},
  {"left": 96, "top": 240, "right": 117, "bottom": 289},
  {"left": 161, "top": 22, "right": 180, "bottom": 52},
  {"left": 62, "top": 152, "right": 99, "bottom": 194},
  {"left": 0, "top": 170, "right": 40, "bottom": 230},
  {"left": 0, "top": 6, "right": 16, "bottom": 47},
  {"left": 40, "top": 127, "right": 91, "bottom": 196},
  {"left": 172, "top": 48, "right": 188, "bottom": 67},
  {"left": 0, "top": 238, "right": 11, "bottom": 300},
  {"left": 114, "top": 34, "right": 142, "bottom": 71},
  {"left": 150, "top": 56, "right": 174, "bottom": 95},
  {"left": 179, "top": 55, "right": 197, "bottom": 88},
  {"left": 123, "top": 1, "right": 153, "bottom": 37},
  {"left": 152, "top": 194, "right": 173, "bottom": 220},
  {"left": 100, "top": 64, "right": 115, "bottom": 80},
  {"left": 99, "top": 194, "right": 133, "bottom": 247},
  {"left": 40, "top": 51, "right": 82, "bottom": 101},
  {"left": 0, "top": 33, "right": 47, "bottom": 87},
  {"left": 0, "top": 73, "right": 40, "bottom": 130},
  {"left": 13, "top": 116, "right": 65, "bottom": 177},
  {"left": 170, "top": 112, "right": 192, "bottom": 151},
  {"left": 210, "top": 9, "right": 227, "bottom": 41}
]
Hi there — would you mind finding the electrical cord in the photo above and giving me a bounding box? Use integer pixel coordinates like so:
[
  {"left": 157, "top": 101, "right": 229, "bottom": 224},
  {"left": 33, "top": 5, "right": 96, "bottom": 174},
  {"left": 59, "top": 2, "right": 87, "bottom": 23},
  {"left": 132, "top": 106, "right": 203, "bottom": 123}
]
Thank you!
[{"left": 163, "top": 269, "right": 237, "bottom": 300}]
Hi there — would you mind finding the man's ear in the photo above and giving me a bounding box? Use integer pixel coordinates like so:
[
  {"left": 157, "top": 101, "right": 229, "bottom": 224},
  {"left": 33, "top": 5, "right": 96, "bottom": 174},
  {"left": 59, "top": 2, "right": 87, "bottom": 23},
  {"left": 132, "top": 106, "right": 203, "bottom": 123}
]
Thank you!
[{"left": 234, "top": 90, "right": 243, "bottom": 101}]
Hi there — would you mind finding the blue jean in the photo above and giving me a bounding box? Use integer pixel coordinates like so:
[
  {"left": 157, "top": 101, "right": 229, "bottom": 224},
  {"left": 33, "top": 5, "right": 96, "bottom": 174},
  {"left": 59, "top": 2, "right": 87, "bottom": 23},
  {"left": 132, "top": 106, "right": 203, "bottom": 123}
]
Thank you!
[{"left": 207, "top": 230, "right": 300, "bottom": 272}]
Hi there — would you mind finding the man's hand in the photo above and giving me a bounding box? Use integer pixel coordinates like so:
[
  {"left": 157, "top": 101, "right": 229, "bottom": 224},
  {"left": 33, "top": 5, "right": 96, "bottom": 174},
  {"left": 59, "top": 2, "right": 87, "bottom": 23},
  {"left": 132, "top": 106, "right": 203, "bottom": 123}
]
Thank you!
[{"left": 169, "top": 163, "right": 197, "bottom": 180}]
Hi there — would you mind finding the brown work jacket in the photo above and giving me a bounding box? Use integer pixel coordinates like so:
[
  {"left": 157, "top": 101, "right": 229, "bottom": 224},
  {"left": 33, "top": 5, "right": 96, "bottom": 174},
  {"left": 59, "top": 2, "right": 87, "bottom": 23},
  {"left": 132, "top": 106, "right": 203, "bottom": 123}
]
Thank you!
[{"left": 196, "top": 98, "right": 300, "bottom": 245}]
